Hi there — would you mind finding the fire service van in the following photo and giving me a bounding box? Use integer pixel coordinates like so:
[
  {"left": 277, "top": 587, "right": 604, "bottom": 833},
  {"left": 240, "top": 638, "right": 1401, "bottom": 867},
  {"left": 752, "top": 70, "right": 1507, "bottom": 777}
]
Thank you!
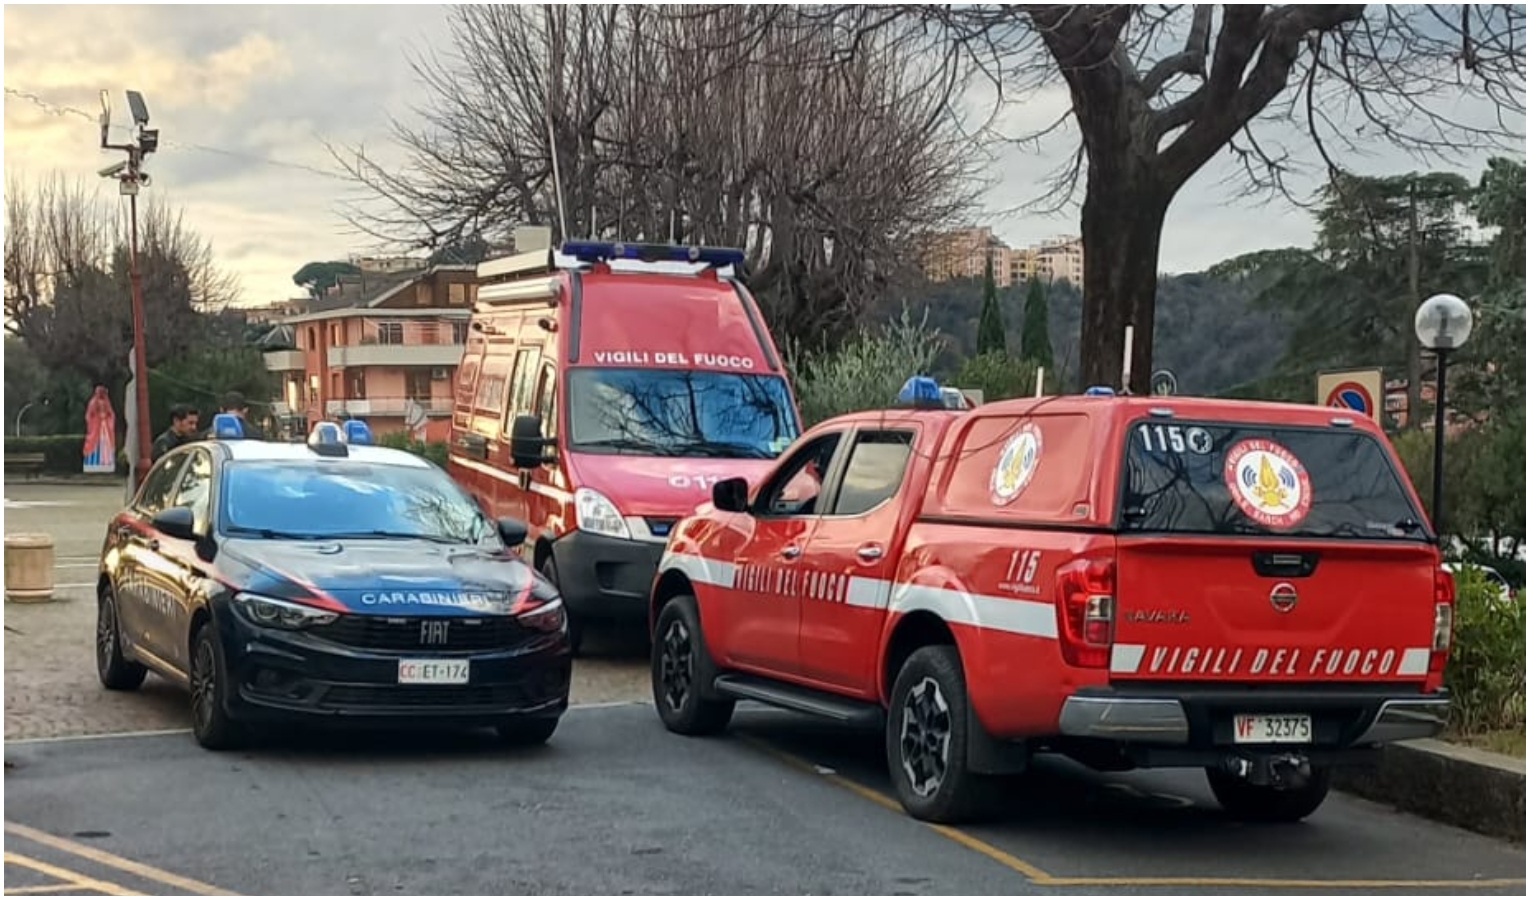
[
  {"left": 650, "top": 392, "right": 1452, "bottom": 823},
  {"left": 449, "top": 241, "right": 802, "bottom": 653}
]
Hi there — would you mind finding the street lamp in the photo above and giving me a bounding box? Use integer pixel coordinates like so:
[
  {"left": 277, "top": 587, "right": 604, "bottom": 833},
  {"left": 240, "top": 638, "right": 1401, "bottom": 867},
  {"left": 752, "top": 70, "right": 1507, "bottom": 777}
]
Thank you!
[
  {"left": 99, "top": 88, "right": 161, "bottom": 489},
  {"left": 1413, "top": 292, "right": 1474, "bottom": 538}
]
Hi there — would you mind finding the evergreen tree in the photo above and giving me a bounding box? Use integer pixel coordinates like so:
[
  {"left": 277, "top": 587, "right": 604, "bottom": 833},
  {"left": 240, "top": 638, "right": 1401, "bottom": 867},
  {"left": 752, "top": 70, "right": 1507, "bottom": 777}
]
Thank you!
[
  {"left": 1020, "top": 278, "right": 1054, "bottom": 368},
  {"left": 976, "top": 254, "right": 1006, "bottom": 355}
]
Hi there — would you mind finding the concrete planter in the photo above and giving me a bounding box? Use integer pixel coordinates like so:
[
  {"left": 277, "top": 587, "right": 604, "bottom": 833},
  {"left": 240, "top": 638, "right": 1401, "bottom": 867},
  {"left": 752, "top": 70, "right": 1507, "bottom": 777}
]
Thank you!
[
  {"left": 1334, "top": 738, "right": 1526, "bottom": 842},
  {"left": 4, "top": 533, "right": 56, "bottom": 603}
]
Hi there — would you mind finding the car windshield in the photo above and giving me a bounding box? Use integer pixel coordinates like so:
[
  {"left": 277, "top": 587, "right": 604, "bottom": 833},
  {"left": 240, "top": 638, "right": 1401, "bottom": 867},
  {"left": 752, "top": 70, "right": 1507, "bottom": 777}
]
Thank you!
[
  {"left": 1120, "top": 421, "right": 1428, "bottom": 541},
  {"left": 220, "top": 460, "right": 492, "bottom": 543},
  {"left": 567, "top": 368, "right": 800, "bottom": 459}
]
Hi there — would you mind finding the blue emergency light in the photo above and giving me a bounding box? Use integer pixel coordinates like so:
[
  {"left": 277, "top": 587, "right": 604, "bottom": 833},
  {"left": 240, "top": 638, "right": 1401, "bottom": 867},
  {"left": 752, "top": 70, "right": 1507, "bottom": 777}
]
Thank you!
[
  {"left": 1084, "top": 386, "right": 1117, "bottom": 397},
  {"left": 309, "top": 421, "right": 345, "bottom": 446},
  {"left": 898, "top": 376, "right": 943, "bottom": 405},
  {"left": 210, "top": 413, "right": 245, "bottom": 439},
  {"left": 560, "top": 240, "right": 746, "bottom": 269},
  {"left": 342, "top": 419, "right": 373, "bottom": 445}
]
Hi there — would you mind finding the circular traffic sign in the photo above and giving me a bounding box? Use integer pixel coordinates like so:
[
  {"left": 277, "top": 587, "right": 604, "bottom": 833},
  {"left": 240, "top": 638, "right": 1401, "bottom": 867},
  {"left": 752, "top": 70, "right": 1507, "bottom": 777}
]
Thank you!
[
  {"left": 1325, "top": 380, "right": 1375, "bottom": 417},
  {"left": 1150, "top": 369, "right": 1178, "bottom": 396}
]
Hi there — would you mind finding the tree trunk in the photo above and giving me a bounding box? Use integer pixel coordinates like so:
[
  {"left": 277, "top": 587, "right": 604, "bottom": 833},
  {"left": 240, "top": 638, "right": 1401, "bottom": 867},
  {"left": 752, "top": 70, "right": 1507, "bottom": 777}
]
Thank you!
[{"left": 1078, "top": 171, "right": 1169, "bottom": 394}]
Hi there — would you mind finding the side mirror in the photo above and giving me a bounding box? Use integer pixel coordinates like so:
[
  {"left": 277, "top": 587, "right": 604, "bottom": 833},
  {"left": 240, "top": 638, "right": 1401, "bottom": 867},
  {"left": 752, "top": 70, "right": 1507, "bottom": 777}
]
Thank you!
[
  {"left": 712, "top": 477, "right": 750, "bottom": 514},
  {"left": 497, "top": 517, "right": 529, "bottom": 547},
  {"left": 152, "top": 506, "right": 197, "bottom": 541},
  {"left": 510, "top": 415, "right": 550, "bottom": 469}
]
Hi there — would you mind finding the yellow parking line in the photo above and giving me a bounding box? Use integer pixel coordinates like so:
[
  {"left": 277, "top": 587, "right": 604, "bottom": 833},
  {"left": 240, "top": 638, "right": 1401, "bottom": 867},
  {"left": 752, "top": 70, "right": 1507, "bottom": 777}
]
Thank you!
[
  {"left": 738, "top": 736, "right": 1526, "bottom": 890},
  {"left": 4, "top": 852, "right": 134, "bottom": 896},
  {"left": 4, "top": 822, "right": 231, "bottom": 896},
  {"left": 7, "top": 885, "right": 89, "bottom": 896}
]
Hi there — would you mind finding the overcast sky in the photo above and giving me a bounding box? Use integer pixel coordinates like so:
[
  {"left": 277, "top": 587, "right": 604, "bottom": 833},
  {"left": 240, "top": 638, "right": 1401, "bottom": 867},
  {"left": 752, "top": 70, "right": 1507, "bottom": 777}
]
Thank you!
[{"left": 4, "top": 5, "right": 1519, "bottom": 306}]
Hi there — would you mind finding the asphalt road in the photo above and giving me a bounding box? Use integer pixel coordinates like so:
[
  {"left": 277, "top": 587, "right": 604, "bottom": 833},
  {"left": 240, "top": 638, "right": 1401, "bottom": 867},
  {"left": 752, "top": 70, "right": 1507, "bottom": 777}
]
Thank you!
[{"left": 5, "top": 703, "right": 1524, "bottom": 896}]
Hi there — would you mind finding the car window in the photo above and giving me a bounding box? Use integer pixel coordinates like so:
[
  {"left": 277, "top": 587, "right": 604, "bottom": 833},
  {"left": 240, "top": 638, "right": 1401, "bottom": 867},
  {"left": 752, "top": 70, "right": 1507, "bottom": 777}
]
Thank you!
[
  {"left": 135, "top": 455, "right": 187, "bottom": 516},
  {"left": 1120, "top": 420, "right": 1427, "bottom": 540},
  {"left": 170, "top": 450, "right": 214, "bottom": 531},
  {"left": 831, "top": 431, "right": 914, "bottom": 516},
  {"left": 535, "top": 363, "right": 558, "bottom": 439},
  {"left": 757, "top": 433, "right": 842, "bottom": 517},
  {"left": 220, "top": 460, "right": 491, "bottom": 543}
]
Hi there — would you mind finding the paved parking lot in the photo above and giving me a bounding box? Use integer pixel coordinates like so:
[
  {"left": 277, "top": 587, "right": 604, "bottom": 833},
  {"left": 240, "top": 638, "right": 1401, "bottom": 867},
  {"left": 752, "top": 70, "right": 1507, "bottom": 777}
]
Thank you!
[{"left": 5, "top": 481, "right": 1526, "bottom": 895}]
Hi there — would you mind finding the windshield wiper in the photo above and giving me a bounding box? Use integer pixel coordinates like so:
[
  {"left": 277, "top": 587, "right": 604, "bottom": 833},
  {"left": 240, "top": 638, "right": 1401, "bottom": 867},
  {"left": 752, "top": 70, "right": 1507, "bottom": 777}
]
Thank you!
[
  {"left": 328, "top": 530, "right": 468, "bottom": 545},
  {"left": 674, "top": 439, "right": 774, "bottom": 459},
  {"left": 226, "top": 526, "right": 328, "bottom": 540},
  {"left": 576, "top": 437, "right": 677, "bottom": 456}
]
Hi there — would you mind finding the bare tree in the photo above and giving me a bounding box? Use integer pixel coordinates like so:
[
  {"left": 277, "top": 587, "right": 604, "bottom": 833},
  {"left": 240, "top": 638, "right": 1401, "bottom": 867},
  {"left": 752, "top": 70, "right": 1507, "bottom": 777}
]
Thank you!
[
  {"left": 727, "top": 4, "right": 1524, "bottom": 391},
  {"left": 333, "top": 4, "right": 979, "bottom": 349}
]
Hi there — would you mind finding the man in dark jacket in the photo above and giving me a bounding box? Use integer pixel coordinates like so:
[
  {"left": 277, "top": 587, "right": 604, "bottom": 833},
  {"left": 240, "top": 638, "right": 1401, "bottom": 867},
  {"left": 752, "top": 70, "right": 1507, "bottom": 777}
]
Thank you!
[
  {"left": 151, "top": 403, "right": 200, "bottom": 462},
  {"left": 219, "top": 391, "right": 266, "bottom": 441}
]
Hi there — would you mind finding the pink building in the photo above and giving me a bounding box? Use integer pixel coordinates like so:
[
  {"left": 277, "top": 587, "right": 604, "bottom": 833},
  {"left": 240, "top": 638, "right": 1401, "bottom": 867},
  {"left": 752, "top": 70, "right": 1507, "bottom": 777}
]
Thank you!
[{"left": 262, "top": 265, "right": 475, "bottom": 439}]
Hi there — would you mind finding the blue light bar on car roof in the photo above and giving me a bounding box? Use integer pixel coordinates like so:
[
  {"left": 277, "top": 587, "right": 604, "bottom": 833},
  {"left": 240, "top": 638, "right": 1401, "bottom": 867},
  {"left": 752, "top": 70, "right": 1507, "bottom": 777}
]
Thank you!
[
  {"left": 342, "top": 419, "right": 373, "bottom": 445},
  {"left": 1084, "top": 386, "right": 1116, "bottom": 397},
  {"left": 211, "top": 413, "right": 244, "bottom": 439},
  {"left": 560, "top": 240, "right": 746, "bottom": 268}
]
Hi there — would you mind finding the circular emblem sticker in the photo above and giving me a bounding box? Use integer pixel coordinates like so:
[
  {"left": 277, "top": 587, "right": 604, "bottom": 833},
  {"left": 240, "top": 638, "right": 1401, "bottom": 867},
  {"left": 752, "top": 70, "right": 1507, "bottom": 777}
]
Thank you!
[
  {"left": 1223, "top": 439, "right": 1312, "bottom": 529},
  {"left": 991, "top": 423, "right": 1043, "bottom": 505}
]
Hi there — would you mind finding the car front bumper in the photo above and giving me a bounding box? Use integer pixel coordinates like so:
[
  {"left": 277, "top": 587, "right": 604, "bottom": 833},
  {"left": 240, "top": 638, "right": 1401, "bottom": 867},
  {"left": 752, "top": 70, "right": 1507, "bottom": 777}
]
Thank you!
[{"left": 550, "top": 530, "right": 665, "bottom": 623}]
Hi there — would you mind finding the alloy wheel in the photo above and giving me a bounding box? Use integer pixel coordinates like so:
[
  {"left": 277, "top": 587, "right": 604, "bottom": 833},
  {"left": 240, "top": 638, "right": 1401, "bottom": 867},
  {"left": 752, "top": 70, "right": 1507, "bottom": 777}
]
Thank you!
[
  {"left": 659, "top": 618, "right": 694, "bottom": 714},
  {"left": 899, "top": 676, "right": 952, "bottom": 798},
  {"left": 190, "top": 640, "right": 217, "bottom": 733},
  {"left": 96, "top": 595, "right": 117, "bottom": 669}
]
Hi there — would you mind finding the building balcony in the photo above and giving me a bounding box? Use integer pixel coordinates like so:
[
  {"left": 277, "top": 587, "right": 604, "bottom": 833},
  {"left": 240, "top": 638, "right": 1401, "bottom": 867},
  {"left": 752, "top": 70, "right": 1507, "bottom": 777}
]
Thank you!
[
  {"left": 324, "top": 397, "right": 454, "bottom": 418},
  {"left": 327, "top": 343, "right": 465, "bottom": 368},
  {"left": 264, "top": 350, "right": 305, "bottom": 372}
]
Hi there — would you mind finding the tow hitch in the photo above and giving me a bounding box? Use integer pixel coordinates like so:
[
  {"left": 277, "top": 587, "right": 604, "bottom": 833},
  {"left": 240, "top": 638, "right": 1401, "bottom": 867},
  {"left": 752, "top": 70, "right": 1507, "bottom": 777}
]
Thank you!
[{"left": 1222, "top": 752, "right": 1313, "bottom": 789}]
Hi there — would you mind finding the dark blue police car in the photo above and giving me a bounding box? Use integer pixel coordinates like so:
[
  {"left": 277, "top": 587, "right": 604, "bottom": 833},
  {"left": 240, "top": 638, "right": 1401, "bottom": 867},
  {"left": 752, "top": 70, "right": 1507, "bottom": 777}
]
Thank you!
[{"left": 95, "top": 416, "right": 572, "bottom": 750}]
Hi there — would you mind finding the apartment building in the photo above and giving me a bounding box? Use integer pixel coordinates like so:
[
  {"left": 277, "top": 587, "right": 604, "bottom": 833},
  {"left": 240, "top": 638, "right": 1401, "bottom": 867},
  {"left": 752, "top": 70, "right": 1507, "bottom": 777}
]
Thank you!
[
  {"left": 920, "top": 228, "right": 1084, "bottom": 287},
  {"left": 262, "top": 265, "right": 475, "bottom": 440}
]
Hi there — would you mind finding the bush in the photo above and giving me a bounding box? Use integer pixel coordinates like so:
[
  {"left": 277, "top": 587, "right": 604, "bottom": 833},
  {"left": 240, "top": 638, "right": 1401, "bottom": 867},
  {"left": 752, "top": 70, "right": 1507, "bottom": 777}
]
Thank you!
[
  {"left": 954, "top": 352, "right": 1048, "bottom": 403},
  {"left": 376, "top": 431, "right": 449, "bottom": 468},
  {"left": 1446, "top": 567, "right": 1526, "bottom": 736},
  {"left": 4, "top": 434, "right": 126, "bottom": 475},
  {"left": 784, "top": 307, "right": 944, "bottom": 427}
]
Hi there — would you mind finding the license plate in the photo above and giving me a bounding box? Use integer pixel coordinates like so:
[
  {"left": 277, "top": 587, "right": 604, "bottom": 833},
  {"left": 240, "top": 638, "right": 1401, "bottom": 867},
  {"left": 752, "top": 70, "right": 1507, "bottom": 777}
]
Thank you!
[
  {"left": 397, "top": 659, "right": 469, "bottom": 685},
  {"left": 1233, "top": 714, "right": 1312, "bottom": 744}
]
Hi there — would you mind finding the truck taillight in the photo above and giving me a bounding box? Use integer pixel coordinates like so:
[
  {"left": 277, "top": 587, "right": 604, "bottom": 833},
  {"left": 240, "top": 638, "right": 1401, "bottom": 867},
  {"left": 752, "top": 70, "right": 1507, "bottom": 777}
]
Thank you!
[
  {"left": 1056, "top": 558, "right": 1115, "bottom": 669},
  {"left": 1430, "top": 568, "right": 1456, "bottom": 674}
]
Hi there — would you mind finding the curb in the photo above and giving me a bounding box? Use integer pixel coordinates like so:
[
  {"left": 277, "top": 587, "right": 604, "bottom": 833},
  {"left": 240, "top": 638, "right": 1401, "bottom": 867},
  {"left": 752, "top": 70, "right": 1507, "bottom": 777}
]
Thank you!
[{"left": 1333, "top": 738, "right": 1524, "bottom": 842}]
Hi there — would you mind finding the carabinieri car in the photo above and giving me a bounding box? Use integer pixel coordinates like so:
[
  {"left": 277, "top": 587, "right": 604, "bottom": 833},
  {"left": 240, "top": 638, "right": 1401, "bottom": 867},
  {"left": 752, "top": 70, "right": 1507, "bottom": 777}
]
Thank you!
[{"left": 95, "top": 417, "right": 572, "bottom": 750}]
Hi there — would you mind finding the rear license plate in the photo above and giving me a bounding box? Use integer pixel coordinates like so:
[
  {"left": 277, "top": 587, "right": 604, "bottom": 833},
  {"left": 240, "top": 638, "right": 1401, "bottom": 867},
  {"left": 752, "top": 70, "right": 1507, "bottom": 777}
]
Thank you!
[
  {"left": 398, "top": 659, "right": 469, "bottom": 685},
  {"left": 1233, "top": 714, "right": 1312, "bottom": 744}
]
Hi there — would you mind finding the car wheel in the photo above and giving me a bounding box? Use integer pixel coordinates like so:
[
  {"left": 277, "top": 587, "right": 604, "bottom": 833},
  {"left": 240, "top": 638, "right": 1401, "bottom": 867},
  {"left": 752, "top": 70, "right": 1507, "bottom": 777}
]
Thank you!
[
  {"left": 886, "top": 645, "right": 990, "bottom": 824},
  {"left": 1206, "top": 766, "right": 1331, "bottom": 823},
  {"left": 541, "top": 557, "right": 584, "bottom": 656},
  {"left": 96, "top": 585, "right": 147, "bottom": 691},
  {"left": 651, "top": 595, "right": 733, "bottom": 736},
  {"left": 189, "top": 622, "right": 245, "bottom": 751},
  {"left": 495, "top": 717, "right": 559, "bottom": 747}
]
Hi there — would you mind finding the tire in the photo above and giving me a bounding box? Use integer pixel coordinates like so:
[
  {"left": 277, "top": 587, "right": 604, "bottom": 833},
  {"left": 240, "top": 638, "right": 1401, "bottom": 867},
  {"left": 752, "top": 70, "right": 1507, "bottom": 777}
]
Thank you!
[
  {"left": 189, "top": 621, "right": 245, "bottom": 751},
  {"left": 651, "top": 595, "right": 734, "bottom": 736},
  {"left": 541, "top": 557, "right": 584, "bottom": 656},
  {"left": 495, "top": 716, "right": 559, "bottom": 747},
  {"left": 885, "top": 645, "right": 991, "bottom": 824},
  {"left": 1206, "top": 766, "right": 1332, "bottom": 823},
  {"left": 96, "top": 585, "right": 147, "bottom": 691}
]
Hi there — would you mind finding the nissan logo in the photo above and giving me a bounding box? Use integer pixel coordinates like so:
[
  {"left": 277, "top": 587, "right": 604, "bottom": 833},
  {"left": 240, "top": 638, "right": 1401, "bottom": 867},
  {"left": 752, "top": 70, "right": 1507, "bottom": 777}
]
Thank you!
[{"left": 1270, "top": 583, "right": 1299, "bottom": 613}]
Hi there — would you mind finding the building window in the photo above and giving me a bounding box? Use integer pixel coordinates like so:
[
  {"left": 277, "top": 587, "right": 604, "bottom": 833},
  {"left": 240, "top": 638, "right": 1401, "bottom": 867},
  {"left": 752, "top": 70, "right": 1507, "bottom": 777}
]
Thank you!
[
  {"left": 405, "top": 370, "right": 433, "bottom": 401},
  {"left": 349, "top": 370, "right": 367, "bottom": 399},
  {"left": 330, "top": 324, "right": 340, "bottom": 346},
  {"left": 451, "top": 321, "right": 468, "bottom": 344},
  {"left": 307, "top": 327, "right": 318, "bottom": 350},
  {"left": 378, "top": 322, "right": 404, "bottom": 345},
  {"left": 449, "top": 282, "right": 467, "bottom": 306}
]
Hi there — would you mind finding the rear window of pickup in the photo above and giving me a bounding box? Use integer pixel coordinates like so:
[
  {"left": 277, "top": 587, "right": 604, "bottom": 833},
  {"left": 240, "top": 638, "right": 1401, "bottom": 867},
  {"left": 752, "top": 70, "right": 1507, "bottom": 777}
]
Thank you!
[{"left": 1120, "top": 420, "right": 1428, "bottom": 540}]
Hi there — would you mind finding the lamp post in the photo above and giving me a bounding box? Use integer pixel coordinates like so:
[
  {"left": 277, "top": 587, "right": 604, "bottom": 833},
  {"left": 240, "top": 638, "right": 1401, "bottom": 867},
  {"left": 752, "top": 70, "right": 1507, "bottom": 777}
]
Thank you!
[
  {"left": 99, "top": 89, "right": 160, "bottom": 489},
  {"left": 1413, "top": 293, "right": 1474, "bottom": 539}
]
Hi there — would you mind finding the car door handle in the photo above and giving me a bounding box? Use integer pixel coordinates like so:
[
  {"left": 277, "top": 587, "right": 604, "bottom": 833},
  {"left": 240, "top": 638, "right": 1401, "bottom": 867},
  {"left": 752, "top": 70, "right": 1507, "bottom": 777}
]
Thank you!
[
  {"left": 780, "top": 545, "right": 803, "bottom": 560},
  {"left": 856, "top": 544, "right": 885, "bottom": 561}
]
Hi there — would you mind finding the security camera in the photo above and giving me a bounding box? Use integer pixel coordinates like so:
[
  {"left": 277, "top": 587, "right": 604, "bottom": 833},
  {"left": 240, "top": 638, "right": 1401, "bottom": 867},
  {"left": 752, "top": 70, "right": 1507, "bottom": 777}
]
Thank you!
[{"left": 98, "top": 161, "right": 126, "bottom": 178}]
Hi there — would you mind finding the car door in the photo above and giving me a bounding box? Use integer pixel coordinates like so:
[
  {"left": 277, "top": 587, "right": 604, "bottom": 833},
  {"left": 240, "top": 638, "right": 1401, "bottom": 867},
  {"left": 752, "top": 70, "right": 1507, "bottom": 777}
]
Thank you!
[
  {"left": 115, "top": 452, "right": 190, "bottom": 666},
  {"left": 721, "top": 430, "right": 848, "bottom": 676},
  {"left": 796, "top": 427, "right": 916, "bottom": 695},
  {"left": 154, "top": 448, "right": 216, "bottom": 672}
]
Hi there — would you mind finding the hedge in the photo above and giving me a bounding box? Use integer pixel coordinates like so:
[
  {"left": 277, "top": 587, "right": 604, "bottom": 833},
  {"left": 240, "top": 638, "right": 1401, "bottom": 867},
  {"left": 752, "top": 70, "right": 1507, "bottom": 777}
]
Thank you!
[
  {"left": 4, "top": 434, "right": 127, "bottom": 476},
  {"left": 375, "top": 432, "right": 450, "bottom": 469}
]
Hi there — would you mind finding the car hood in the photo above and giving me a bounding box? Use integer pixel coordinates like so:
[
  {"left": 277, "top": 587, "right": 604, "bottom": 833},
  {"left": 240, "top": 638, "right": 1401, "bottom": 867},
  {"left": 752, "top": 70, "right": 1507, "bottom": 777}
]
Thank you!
[
  {"left": 565, "top": 453, "right": 777, "bottom": 518},
  {"left": 221, "top": 537, "right": 552, "bottom": 617}
]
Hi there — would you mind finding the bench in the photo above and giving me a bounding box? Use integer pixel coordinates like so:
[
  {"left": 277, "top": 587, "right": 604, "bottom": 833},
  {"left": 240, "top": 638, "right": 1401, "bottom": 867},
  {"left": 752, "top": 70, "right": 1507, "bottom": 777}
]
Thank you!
[{"left": 4, "top": 452, "right": 46, "bottom": 478}]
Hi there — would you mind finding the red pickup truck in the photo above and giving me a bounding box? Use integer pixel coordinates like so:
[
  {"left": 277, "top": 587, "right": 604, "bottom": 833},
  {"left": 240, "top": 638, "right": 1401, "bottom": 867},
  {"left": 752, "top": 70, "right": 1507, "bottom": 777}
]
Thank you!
[{"left": 648, "top": 393, "right": 1453, "bottom": 823}]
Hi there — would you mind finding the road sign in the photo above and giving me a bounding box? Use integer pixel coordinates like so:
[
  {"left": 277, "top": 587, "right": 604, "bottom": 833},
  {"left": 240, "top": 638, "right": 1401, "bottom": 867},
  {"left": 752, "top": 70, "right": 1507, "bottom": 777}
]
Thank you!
[
  {"left": 1316, "top": 368, "right": 1383, "bottom": 422},
  {"left": 1150, "top": 369, "right": 1178, "bottom": 396}
]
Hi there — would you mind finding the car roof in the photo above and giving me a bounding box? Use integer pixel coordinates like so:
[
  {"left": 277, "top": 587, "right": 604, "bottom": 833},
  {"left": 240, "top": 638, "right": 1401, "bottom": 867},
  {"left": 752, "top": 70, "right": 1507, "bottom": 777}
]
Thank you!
[{"left": 212, "top": 439, "right": 432, "bottom": 468}]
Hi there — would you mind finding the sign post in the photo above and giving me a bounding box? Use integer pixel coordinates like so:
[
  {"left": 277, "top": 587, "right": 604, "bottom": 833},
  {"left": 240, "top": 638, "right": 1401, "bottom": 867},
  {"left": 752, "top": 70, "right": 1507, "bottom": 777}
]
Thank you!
[{"left": 1316, "top": 368, "right": 1384, "bottom": 423}]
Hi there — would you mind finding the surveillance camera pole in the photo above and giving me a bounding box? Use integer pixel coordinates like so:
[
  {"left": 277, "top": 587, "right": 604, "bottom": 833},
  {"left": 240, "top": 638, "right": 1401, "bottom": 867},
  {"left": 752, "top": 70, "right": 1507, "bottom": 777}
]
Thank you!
[{"left": 100, "top": 91, "right": 158, "bottom": 489}]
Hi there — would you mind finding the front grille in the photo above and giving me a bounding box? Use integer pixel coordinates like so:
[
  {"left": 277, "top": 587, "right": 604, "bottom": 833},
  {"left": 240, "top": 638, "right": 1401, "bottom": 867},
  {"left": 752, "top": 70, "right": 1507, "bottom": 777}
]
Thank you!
[
  {"left": 320, "top": 683, "right": 537, "bottom": 709},
  {"left": 313, "top": 615, "right": 529, "bottom": 652}
]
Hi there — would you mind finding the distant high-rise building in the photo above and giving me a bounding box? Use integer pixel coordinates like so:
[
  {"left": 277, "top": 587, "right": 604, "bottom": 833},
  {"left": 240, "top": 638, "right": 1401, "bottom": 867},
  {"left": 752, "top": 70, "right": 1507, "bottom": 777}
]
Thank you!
[{"left": 919, "top": 228, "right": 1083, "bottom": 287}]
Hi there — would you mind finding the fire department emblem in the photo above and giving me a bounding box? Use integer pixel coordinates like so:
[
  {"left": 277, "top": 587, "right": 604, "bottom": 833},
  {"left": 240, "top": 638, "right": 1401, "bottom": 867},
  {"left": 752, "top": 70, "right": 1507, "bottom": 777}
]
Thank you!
[
  {"left": 991, "top": 423, "right": 1043, "bottom": 505},
  {"left": 1224, "top": 438, "right": 1312, "bottom": 529}
]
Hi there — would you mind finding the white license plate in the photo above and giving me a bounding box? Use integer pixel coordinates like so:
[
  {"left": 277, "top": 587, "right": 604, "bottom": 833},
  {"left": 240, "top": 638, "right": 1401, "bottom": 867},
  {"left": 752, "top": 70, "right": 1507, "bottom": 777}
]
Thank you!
[
  {"left": 397, "top": 659, "right": 470, "bottom": 685},
  {"left": 1233, "top": 714, "right": 1312, "bottom": 744}
]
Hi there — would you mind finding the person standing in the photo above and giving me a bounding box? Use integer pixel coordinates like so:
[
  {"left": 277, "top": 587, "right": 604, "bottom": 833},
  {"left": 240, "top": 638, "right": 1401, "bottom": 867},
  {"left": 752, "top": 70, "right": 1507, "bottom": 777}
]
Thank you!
[
  {"left": 151, "top": 403, "right": 201, "bottom": 462},
  {"left": 218, "top": 390, "right": 266, "bottom": 440}
]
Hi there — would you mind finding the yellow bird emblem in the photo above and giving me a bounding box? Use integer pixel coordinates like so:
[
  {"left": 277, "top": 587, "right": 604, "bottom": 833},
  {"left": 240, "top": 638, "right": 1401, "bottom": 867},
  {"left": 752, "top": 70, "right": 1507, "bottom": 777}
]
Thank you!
[{"left": 1254, "top": 455, "right": 1287, "bottom": 508}]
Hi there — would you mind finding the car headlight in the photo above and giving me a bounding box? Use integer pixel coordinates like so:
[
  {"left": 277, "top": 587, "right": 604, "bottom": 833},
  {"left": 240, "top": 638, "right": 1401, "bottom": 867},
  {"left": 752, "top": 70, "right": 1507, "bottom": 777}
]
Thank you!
[
  {"left": 514, "top": 595, "right": 567, "bottom": 634},
  {"left": 233, "top": 592, "right": 339, "bottom": 629},
  {"left": 573, "top": 488, "right": 630, "bottom": 540}
]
